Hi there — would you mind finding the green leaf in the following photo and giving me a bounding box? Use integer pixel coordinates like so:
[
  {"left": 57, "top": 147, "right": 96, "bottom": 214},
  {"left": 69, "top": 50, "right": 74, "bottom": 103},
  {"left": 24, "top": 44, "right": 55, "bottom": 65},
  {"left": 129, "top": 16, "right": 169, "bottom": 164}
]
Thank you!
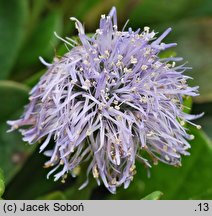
[
  {"left": 0, "top": 81, "right": 29, "bottom": 123},
  {"left": 0, "top": 169, "right": 5, "bottom": 199},
  {"left": 0, "top": 124, "right": 35, "bottom": 184},
  {"left": 0, "top": 0, "right": 28, "bottom": 79},
  {"left": 0, "top": 81, "right": 35, "bottom": 183},
  {"left": 142, "top": 191, "right": 163, "bottom": 200},
  {"left": 36, "top": 191, "right": 67, "bottom": 200},
  {"left": 15, "top": 10, "right": 63, "bottom": 73}
]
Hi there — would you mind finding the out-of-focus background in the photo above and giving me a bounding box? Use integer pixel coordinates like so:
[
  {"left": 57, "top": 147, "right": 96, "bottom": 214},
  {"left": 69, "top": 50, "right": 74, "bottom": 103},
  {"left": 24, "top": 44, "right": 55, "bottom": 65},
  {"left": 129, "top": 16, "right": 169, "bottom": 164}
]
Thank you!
[{"left": 0, "top": 0, "right": 212, "bottom": 200}]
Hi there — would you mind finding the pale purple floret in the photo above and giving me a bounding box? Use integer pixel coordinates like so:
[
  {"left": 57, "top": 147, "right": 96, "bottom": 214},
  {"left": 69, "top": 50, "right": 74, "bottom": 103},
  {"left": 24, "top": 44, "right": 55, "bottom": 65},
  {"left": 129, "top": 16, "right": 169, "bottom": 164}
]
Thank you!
[{"left": 7, "top": 7, "right": 202, "bottom": 193}]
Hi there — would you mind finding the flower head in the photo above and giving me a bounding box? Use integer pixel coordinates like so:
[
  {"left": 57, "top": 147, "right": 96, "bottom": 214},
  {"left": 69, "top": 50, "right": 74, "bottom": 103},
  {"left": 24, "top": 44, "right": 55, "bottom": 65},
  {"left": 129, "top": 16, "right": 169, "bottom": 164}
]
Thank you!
[{"left": 7, "top": 7, "right": 202, "bottom": 193}]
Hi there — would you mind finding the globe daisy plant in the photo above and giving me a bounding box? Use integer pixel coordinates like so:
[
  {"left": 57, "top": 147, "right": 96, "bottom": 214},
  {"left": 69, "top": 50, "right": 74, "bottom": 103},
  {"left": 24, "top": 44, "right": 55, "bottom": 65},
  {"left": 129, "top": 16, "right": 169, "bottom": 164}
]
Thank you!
[{"left": 7, "top": 7, "right": 202, "bottom": 193}]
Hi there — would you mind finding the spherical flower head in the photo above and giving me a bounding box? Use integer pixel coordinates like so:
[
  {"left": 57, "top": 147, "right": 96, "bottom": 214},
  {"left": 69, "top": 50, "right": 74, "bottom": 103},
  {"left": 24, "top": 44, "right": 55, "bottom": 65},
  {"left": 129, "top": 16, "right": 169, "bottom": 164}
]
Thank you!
[{"left": 7, "top": 7, "right": 202, "bottom": 193}]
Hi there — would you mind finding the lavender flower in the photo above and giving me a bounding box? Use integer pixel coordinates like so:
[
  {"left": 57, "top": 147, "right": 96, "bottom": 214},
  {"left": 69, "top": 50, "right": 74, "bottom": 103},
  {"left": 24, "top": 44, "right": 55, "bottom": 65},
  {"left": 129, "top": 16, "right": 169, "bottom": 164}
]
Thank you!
[{"left": 7, "top": 7, "right": 202, "bottom": 193}]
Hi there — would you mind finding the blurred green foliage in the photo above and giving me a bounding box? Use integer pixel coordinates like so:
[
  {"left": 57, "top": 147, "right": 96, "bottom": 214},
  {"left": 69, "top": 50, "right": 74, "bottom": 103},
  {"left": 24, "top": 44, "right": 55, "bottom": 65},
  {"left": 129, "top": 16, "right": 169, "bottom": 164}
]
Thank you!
[
  {"left": 0, "top": 169, "right": 5, "bottom": 199},
  {"left": 0, "top": 0, "right": 212, "bottom": 200},
  {"left": 0, "top": 0, "right": 28, "bottom": 79}
]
